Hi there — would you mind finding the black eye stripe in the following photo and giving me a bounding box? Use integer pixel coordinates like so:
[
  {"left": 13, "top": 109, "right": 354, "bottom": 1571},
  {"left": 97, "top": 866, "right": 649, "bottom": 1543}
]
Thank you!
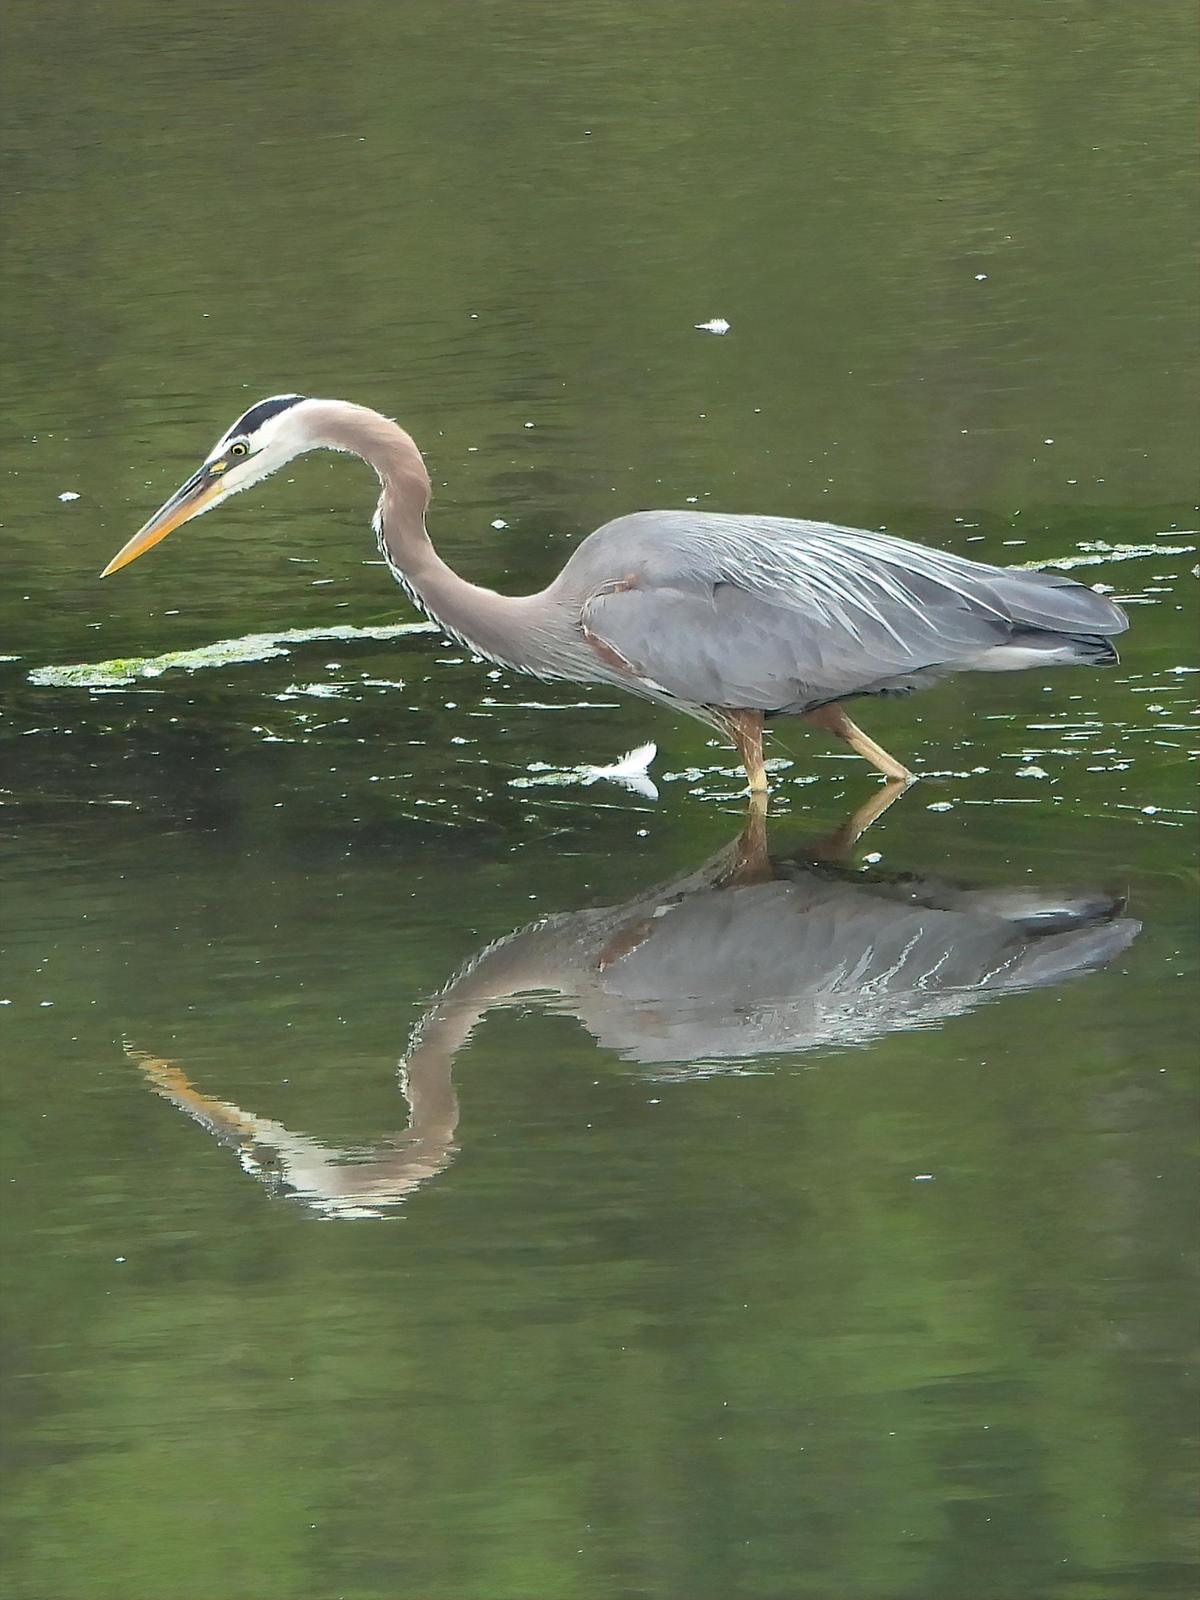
[{"left": 225, "top": 394, "right": 305, "bottom": 438}]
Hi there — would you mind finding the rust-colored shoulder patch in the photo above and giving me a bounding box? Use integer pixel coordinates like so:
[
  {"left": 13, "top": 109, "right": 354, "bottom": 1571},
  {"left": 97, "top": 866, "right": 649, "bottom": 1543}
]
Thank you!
[
  {"left": 582, "top": 623, "right": 638, "bottom": 676},
  {"left": 581, "top": 574, "right": 642, "bottom": 676}
]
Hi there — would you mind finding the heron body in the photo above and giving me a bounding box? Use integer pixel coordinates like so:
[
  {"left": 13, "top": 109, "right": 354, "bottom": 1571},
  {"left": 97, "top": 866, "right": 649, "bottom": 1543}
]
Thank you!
[{"left": 102, "top": 395, "right": 1129, "bottom": 791}]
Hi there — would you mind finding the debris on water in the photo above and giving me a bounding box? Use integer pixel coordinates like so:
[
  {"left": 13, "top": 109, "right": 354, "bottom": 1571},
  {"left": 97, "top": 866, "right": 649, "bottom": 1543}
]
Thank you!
[
  {"left": 581, "top": 742, "right": 658, "bottom": 799},
  {"left": 510, "top": 742, "right": 659, "bottom": 801},
  {"left": 490, "top": 519, "right": 508, "bottom": 529},
  {"left": 694, "top": 318, "right": 730, "bottom": 334},
  {"left": 276, "top": 682, "right": 349, "bottom": 700},
  {"left": 926, "top": 801, "right": 954, "bottom": 812},
  {"left": 1015, "top": 765, "right": 1049, "bottom": 779},
  {"left": 28, "top": 620, "right": 435, "bottom": 688},
  {"left": 58, "top": 491, "right": 80, "bottom": 502},
  {"left": 913, "top": 1174, "right": 935, "bottom": 1182},
  {"left": 1022, "top": 541, "right": 1195, "bottom": 574}
]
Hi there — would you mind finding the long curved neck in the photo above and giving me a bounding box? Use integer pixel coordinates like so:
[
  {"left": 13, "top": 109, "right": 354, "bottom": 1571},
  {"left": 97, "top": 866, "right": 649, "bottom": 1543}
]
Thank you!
[{"left": 305, "top": 400, "right": 550, "bottom": 669}]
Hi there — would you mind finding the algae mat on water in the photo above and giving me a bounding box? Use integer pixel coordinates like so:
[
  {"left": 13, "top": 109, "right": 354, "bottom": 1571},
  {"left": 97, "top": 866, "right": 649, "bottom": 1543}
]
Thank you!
[{"left": 25, "top": 621, "right": 437, "bottom": 689}]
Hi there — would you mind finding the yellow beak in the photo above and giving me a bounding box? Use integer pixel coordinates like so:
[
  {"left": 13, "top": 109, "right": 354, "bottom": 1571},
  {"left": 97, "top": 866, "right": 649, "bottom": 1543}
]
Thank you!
[{"left": 100, "top": 467, "right": 227, "bottom": 578}]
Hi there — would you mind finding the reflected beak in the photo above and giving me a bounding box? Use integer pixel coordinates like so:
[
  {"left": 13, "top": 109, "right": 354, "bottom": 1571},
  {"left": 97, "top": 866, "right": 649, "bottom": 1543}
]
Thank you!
[{"left": 100, "top": 465, "right": 228, "bottom": 578}]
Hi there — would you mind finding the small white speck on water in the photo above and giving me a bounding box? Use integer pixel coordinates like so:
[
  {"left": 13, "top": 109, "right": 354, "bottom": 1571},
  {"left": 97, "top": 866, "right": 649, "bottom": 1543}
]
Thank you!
[
  {"left": 1141, "top": 805, "right": 1160, "bottom": 815},
  {"left": 975, "top": 273, "right": 988, "bottom": 280},
  {"left": 927, "top": 801, "right": 954, "bottom": 812},
  {"left": 39, "top": 1001, "right": 53, "bottom": 1007},
  {"left": 863, "top": 851, "right": 882, "bottom": 864},
  {"left": 913, "top": 1174, "right": 935, "bottom": 1182},
  {"left": 58, "top": 491, "right": 80, "bottom": 502},
  {"left": 1015, "top": 765, "right": 1049, "bottom": 779},
  {"left": 523, "top": 421, "right": 535, "bottom": 429},
  {"left": 694, "top": 317, "right": 731, "bottom": 334},
  {"left": 1043, "top": 438, "right": 1055, "bottom": 445},
  {"left": 490, "top": 519, "right": 508, "bottom": 529},
  {"left": 114, "top": 1256, "right": 126, "bottom": 1263}
]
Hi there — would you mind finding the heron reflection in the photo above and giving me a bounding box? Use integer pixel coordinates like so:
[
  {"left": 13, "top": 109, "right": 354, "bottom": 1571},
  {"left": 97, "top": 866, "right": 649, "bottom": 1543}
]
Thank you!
[{"left": 132, "top": 794, "right": 1139, "bottom": 1218}]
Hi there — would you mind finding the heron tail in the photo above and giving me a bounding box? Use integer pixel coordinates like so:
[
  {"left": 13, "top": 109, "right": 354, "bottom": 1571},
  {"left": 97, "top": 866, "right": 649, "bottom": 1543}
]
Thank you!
[{"left": 964, "top": 629, "right": 1120, "bottom": 671}]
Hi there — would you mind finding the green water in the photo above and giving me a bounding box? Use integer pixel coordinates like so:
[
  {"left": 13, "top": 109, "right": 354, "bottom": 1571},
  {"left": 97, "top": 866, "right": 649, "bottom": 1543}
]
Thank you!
[{"left": 1, "top": 4, "right": 1196, "bottom": 1597}]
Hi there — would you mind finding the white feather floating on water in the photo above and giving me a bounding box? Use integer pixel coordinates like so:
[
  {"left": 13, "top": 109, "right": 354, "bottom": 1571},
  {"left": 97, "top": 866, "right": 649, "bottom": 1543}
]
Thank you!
[
  {"left": 581, "top": 742, "right": 659, "bottom": 800},
  {"left": 511, "top": 743, "right": 660, "bottom": 800}
]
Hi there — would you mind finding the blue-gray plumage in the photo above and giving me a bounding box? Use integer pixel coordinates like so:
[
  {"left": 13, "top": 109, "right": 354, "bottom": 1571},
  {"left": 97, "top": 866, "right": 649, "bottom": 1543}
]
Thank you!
[
  {"left": 570, "top": 510, "right": 1123, "bottom": 707},
  {"left": 102, "top": 395, "right": 1128, "bottom": 793}
]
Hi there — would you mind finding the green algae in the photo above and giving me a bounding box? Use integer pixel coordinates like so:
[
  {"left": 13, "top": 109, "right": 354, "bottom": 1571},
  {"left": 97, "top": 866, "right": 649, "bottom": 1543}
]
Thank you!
[{"left": 28, "top": 621, "right": 436, "bottom": 689}]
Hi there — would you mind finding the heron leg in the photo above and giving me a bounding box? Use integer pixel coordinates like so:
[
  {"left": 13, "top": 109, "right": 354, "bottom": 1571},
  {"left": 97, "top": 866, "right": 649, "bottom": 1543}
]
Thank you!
[
  {"left": 803, "top": 704, "right": 915, "bottom": 783},
  {"left": 597, "top": 796, "right": 772, "bottom": 967},
  {"left": 719, "top": 708, "right": 770, "bottom": 795}
]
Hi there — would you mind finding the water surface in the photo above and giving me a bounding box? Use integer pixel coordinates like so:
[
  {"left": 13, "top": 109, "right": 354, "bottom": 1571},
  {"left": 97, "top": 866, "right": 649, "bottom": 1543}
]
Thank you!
[{"left": 1, "top": 4, "right": 1196, "bottom": 1598}]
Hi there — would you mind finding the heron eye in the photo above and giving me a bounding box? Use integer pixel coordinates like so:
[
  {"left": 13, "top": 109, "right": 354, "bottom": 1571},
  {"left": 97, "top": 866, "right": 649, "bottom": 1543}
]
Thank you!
[{"left": 230, "top": 441, "right": 249, "bottom": 457}]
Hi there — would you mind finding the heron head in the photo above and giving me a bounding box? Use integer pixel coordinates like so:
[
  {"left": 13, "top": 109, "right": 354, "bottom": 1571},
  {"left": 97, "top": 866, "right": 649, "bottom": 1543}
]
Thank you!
[{"left": 100, "top": 393, "right": 312, "bottom": 577}]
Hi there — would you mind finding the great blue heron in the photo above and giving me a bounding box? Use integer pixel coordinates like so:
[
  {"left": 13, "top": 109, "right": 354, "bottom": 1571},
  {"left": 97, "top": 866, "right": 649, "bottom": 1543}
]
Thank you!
[
  {"left": 128, "top": 803, "right": 1138, "bottom": 1218},
  {"left": 101, "top": 394, "right": 1129, "bottom": 792}
]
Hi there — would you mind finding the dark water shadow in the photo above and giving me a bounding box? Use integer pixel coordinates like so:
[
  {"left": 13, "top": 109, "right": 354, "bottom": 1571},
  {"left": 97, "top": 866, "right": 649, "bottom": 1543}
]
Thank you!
[{"left": 130, "top": 794, "right": 1140, "bottom": 1219}]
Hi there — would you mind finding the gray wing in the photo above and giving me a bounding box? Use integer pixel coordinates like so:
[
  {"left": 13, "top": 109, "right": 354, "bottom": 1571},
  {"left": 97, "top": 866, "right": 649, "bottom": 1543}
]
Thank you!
[{"left": 577, "top": 512, "right": 1128, "bottom": 710}]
